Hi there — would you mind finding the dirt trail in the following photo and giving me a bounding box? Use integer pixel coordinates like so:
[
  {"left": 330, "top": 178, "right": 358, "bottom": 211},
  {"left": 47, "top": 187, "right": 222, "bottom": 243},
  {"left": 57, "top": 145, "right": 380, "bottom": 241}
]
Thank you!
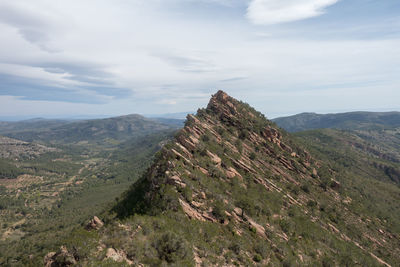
[{"left": 53, "top": 165, "right": 87, "bottom": 190}]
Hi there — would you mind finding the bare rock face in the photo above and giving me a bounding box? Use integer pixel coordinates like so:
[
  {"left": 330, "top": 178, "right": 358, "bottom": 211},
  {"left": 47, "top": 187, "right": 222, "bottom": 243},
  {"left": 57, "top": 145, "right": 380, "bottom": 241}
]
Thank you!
[
  {"left": 330, "top": 180, "right": 341, "bottom": 191},
  {"left": 225, "top": 167, "right": 242, "bottom": 179},
  {"left": 206, "top": 91, "right": 239, "bottom": 125},
  {"left": 105, "top": 247, "right": 133, "bottom": 265},
  {"left": 44, "top": 252, "right": 56, "bottom": 267},
  {"left": 85, "top": 216, "right": 104, "bottom": 230},
  {"left": 105, "top": 248, "right": 124, "bottom": 262},
  {"left": 44, "top": 246, "right": 78, "bottom": 267}
]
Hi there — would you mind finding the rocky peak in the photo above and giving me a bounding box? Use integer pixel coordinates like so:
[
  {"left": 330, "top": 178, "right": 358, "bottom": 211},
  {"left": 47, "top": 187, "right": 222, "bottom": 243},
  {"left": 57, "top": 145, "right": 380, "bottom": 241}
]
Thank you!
[
  {"left": 207, "top": 90, "right": 234, "bottom": 110},
  {"left": 115, "top": 91, "right": 318, "bottom": 219},
  {"left": 206, "top": 90, "right": 242, "bottom": 123}
]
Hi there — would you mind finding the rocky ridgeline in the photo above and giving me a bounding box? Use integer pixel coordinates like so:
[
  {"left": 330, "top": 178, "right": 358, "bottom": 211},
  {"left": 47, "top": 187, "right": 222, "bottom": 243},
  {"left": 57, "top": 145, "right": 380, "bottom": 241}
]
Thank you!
[
  {"left": 53, "top": 91, "right": 397, "bottom": 266},
  {"left": 139, "top": 91, "right": 320, "bottom": 211},
  {"left": 117, "top": 91, "right": 395, "bottom": 266}
]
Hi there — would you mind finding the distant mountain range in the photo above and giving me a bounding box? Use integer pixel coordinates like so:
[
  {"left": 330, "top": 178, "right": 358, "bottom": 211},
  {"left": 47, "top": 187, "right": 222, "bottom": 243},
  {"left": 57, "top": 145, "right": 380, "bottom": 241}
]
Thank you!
[
  {"left": 273, "top": 111, "right": 400, "bottom": 132},
  {"left": 0, "top": 114, "right": 182, "bottom": 145}
]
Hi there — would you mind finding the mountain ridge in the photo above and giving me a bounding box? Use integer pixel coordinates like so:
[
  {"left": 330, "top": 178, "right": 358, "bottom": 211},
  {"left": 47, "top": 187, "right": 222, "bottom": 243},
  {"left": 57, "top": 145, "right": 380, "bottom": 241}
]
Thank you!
[
  {"left": 50, "top": 90, "right": 400, "bottom": 266},
  {"left": 273, "top": 111, "right": 400, "bottom": 132},
  {"left": 0, "top": 114, "right": 180, "bottom": 146}
]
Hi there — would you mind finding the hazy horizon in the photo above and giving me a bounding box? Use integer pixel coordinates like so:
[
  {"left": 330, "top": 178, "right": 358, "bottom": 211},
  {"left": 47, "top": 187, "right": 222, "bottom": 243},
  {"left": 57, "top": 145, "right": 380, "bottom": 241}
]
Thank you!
[{"left": 1, "top": 108, "right": 400, "bottom": 122}]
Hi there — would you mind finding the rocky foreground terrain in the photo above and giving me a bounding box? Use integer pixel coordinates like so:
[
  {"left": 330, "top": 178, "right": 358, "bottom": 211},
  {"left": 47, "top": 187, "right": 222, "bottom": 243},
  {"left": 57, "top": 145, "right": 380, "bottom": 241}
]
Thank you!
[{"left": 46, "top": 91, "right": 399, "bottom": 266}]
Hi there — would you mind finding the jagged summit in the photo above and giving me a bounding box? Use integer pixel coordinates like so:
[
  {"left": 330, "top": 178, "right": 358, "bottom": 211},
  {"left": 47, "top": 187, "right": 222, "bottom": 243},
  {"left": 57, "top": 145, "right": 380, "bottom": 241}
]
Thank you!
[
  {"left": 206, "top": 90, "right": 241, "bottom": 121},
  {"left": 210, "top": 89, "right": 230, "bottom": 100},
  {"left": 207, "top": 90, "right": 232, "bottom": 110},
  {"left": 115, "top": 90, "right": 313, "bottom": 214},
  {"left": 94, "top": 91, "right": 398, "bottom": 266},
  {"left": 206, "top": 90, "right": 259, "bottom": 124}
]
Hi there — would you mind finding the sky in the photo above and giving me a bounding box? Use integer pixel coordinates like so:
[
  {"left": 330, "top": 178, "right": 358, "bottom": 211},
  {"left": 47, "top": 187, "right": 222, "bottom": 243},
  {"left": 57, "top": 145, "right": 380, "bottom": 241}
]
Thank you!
[{"left": 0, "top": 0, "right": 399, "bottom": 120}]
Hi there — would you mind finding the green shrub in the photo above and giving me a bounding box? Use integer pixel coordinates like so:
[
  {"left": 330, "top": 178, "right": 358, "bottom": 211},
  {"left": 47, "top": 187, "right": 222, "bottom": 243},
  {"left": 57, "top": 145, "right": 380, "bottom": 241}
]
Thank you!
[
  {"left": 235, "top": 139, "right": 243, "bottom": 153},
  {"left": 235, "top": 197, "right": 254, "bottom": 217},
  {"left": 201, "top": 134, "right": 210, "bottom": 142},
  {"left": 239, "top": 129, "right": 249, "bottom": 140},
  {"left": 200, "top": 149, "right": 207, "bottom": 157},
  {"left": 153, "top": 232, "right": 190, "bottom": 263},
  {"left": 300, "top": 184, "right": 310, "bottom": 193},
  {"left": 279, "top": 219, "right": 291, "bottom": 233},
  {"left": 182, "top": 186, "right": 193, "bottom": 202},
  {"left": 216, "top": 126, "right": 225, "bottom": 136},
  {"left": 253, "top": 253, "right": 262, "bottom": 262},
  {"left": 307, "top": 200, "right": 317, "bottom": 208},
  {"left": 254, "top": 241, "right": 268, "bottom": 258},
  {"left": 212, "top": 200, "right": 226, "bottom": 222},
  {"left": 321, "top": 256, "right": 334, "bottom": 267},
  {"left": 229, "top": 242, "right": 241, "bottom": 255},
  {"left": 288, "top": 207, "right": 298, "bottom": 217}
]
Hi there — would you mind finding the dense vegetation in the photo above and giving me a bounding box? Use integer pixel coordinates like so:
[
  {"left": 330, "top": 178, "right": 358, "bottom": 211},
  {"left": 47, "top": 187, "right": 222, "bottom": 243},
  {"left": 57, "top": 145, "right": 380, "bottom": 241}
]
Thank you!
[
  {"left": 0, "top": 159, "right": 24, "bottom": 179},
  {"left": 0, "top": 120, "right": 176, "bottom": 265}
]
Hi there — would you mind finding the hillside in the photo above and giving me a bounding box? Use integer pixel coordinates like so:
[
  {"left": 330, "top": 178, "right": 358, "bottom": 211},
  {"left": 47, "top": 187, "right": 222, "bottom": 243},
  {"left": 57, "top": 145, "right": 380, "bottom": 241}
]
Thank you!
[
  {"left": 0, "top": 136, "right": 56, "bottom": 160},
  {"left": 0, "top": 118, "right": 71, "bottom": 135},
  {"left": 49, "top": 91, "right": 400, "bottom": 266},
  {"left": 274, "top": 110, "right": 400, "bottom": 185},
  {"left": 0, "top": 135, "right": 58, "bottom": 180},
  {"left": 295, "top": 128, "right": 400, "bottom": 216},
  {"left": 0, "top": 114, "right": 179, "bottom": 265},
  {"left": 0, "top": 130, "right": 176, "bottom": 265},
  {"left": 273, "top": 111, "right": 400, "bottom": 132},
  {"left": 0, "top": 115, "right": 179, "bottom": 146}
]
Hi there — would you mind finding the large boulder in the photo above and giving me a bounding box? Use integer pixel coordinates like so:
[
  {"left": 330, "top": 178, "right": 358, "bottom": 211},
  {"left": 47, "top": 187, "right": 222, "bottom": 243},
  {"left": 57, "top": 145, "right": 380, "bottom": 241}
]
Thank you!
[
  {"left": 44, "top": 246, "right": 78, "bottom": 267},
  {"left": 85, "top": 216, "right": 104, "bottom": 230}
]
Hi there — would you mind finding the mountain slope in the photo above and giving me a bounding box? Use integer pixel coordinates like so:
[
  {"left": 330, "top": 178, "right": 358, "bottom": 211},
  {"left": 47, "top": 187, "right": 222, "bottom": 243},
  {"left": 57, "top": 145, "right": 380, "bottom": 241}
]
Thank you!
[
  {"left": 1, "top": 114, "right": 178, "bottom": 146},
  {"left": 295, "top": 129, "right": 400, "bottom": 228},
  {"left": 0, "top": 118, "right": 71, "bottom": 135},
  {"left": 0, "top": 136, "right": 58, "bottom": 179},
  {"left": 51, "top": 91, "right": 398, "bottom": 266},
  {"left": 273, "top": 111, "right": 400, "bottom": 132},
  {"left": 0, "top": 136, "right": 56, "bottom": 160},
  {"left": 0, "top": 130, "right": 176, "bottom": 266},
  {"left": 274, "top": 110, "right": 400, "bottom": 185}
]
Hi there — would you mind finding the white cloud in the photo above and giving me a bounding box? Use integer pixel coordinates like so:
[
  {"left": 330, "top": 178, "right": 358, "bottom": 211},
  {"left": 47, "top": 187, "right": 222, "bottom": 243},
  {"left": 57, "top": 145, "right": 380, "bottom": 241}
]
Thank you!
[
  {"left": 0, "top": 0, "right": 398, "bottom": 117},
  {"left": 246, "top": 0, "right": 339, "bottom": 25},
  {"left": 158, "top": 99, "right": 178, "bottom": 105}
]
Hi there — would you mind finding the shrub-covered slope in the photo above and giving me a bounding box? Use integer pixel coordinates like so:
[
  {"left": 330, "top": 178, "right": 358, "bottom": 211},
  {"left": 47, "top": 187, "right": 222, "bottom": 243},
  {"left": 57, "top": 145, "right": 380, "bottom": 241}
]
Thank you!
[
  {"left": 58, "top": 91, "right": 398, "bottom": 266},
  {"left": 0, "top": 130, "right": 176, "bottom": 266}
]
